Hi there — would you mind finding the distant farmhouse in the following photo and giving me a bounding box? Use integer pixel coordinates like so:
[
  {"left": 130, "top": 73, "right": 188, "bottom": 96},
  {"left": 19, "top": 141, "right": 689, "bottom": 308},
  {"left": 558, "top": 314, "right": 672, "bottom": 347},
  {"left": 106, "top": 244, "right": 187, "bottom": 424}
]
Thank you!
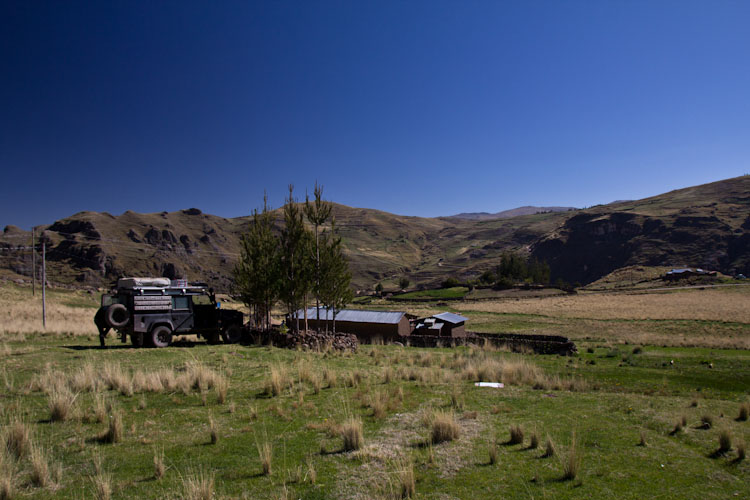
[
  {"left": 413, "top": 312, "right": 468, "bottom": 338},
  {"left": 293, "top": 308, "right": 469, "bottom": 343},
  {"left": 294, "top": 308, "right": 411, "bottom": 342}
]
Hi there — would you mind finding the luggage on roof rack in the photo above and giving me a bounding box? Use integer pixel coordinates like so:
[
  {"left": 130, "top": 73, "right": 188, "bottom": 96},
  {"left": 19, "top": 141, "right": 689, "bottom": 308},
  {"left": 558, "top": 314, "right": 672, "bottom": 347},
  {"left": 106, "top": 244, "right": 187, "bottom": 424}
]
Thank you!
[{"left": 117, "top": 277, "right": 171, "bottom": 289}]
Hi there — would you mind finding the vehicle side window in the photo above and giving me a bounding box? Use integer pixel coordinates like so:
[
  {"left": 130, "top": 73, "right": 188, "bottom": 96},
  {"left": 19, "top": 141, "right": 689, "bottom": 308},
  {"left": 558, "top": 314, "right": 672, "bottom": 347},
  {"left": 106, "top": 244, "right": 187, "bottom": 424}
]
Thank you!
[{"left": 172, "top": 296, "right": 190, "bottom": 310}]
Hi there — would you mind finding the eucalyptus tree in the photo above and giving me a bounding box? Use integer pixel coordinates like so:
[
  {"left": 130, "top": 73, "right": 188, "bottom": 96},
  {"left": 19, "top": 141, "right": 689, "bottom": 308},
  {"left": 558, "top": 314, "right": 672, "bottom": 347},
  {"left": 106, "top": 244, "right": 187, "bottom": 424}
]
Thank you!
[
  {"left": 304, "top": 181, "right": 333, "bottom": 332},
  {"left": 233, "top": 193, "right": 280, "bottom": 331}
]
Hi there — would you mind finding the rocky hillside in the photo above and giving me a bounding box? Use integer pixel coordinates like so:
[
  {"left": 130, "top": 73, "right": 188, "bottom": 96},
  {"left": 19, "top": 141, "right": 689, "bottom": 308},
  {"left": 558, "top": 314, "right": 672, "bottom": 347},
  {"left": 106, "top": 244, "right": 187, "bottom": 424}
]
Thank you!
[{"left": 1, "top": 176, "right": 748, "bottom": 290}]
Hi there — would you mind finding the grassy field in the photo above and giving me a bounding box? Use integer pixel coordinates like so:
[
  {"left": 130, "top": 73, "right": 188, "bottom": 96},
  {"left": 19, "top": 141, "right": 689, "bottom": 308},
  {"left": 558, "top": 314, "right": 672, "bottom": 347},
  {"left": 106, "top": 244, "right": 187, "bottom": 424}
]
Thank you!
[
  {"left": 391, "top": 287, "right": 469, "bottom": 301},
  {"left": 1, "top": 282, "right": 748, "bottom": 499}
]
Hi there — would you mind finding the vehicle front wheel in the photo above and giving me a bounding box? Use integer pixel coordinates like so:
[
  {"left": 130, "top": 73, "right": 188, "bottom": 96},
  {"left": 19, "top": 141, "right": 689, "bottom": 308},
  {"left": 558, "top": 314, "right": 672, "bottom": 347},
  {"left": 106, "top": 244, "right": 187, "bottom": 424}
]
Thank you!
[
  {"left": 150, "top": 326, "right": 173, "bottom": 348},
  {"left": 221, "top": 324, "right": 242, "bottom": 344}
]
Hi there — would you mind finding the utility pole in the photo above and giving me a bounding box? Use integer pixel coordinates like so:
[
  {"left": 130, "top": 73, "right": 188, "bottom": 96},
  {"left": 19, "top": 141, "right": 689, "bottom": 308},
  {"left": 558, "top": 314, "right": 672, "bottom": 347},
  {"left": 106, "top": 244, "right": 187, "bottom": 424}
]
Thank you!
[
  {"left": 42, "top": 234, "right": 46, "bottom": 329},
  {"left": 32, "top": 227, "right": 36, "bottom": 296}
]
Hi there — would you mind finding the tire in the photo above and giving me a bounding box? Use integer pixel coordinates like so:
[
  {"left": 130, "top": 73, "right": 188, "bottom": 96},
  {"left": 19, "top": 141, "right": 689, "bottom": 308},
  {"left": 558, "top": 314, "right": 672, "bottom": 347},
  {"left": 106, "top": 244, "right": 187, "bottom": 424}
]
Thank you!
[
  {"left": 205, "top": 332, "right": 221, "bottom": 344},
  {"left": 149, "top": 325, "right": 173, "bottom": 348},
  {"left": 130, "top": 332, "right": 145, "bottom": 348},
  {"left": 221, "top": 324, "right": 242, "bottom": 344},
  {"left": 106, "top": 303, "right": 129, "bottom": 328}
]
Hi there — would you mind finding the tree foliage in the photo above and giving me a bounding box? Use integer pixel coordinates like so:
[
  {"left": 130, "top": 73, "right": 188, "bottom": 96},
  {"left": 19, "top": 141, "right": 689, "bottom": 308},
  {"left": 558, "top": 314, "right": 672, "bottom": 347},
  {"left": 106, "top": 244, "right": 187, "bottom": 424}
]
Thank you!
[
  {"left": 318, "top": 222, "right": 353, "bottom": 333},
  {"left": 304, "top": 181, "right": 333, "bottom": 332},
  {"left": 233, "top": 193, "right": 280, "bottom": 331},
  {"left": 279, "top": 185, "right": 314, "bottom": 332},
  {"left": 492, "top": 252, "right": 551, "bottom": 288}
]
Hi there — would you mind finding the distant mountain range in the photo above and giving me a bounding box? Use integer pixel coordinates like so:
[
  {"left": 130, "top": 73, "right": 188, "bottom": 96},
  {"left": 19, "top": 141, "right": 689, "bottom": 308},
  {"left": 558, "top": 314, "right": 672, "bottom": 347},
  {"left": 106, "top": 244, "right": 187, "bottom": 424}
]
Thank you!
[
  {"left": 448, "top": 206, "right": 577, "bottom": 221},
  {"left": 2, "top": 176, "right": 748, "bottom": 290}
]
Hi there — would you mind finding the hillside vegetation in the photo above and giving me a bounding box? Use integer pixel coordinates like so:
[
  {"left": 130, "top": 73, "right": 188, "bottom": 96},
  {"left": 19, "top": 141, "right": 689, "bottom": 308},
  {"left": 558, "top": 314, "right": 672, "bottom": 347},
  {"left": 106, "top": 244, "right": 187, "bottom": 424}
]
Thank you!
[{"left": 1, "top": 176, "right": 748, "bottom": 291}]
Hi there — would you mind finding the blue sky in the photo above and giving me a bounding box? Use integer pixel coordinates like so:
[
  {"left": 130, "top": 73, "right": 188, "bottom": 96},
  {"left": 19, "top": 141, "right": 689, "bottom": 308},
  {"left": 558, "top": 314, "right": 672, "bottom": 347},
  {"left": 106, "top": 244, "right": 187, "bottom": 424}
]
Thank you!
[{"left": 2, "top": 1, "right": 749, "bottom": 229}]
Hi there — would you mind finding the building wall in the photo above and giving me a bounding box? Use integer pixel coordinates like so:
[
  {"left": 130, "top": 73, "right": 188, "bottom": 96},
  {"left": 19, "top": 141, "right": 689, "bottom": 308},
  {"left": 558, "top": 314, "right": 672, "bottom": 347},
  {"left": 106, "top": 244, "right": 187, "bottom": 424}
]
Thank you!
[
  {"left": 447, "top": 324, "right": 466, "bottom": 338},
  {"left": 304, "top": 317, "right": 410, "bottom": 342}
]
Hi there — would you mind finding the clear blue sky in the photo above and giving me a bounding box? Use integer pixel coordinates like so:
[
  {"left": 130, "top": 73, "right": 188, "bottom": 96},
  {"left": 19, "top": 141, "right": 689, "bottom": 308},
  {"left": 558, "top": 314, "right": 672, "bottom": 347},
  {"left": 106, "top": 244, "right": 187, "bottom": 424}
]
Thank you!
[{"left": 2, "top": 1, "right": 749, "bottom": 229}]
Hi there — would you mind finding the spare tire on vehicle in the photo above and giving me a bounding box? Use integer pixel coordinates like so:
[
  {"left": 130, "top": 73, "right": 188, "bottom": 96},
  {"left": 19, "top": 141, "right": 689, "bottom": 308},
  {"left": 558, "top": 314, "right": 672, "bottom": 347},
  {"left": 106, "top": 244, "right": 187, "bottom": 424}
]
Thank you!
[{"left": 106, "top": 303, "right": 129, "bottom": 328}]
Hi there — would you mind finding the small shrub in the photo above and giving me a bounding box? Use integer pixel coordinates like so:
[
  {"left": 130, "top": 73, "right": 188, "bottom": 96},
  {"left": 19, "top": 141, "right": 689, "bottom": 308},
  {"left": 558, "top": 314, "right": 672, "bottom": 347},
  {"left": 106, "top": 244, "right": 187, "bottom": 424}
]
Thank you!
[
  {"left": 341, "top": 417, "right": 364, "bottom": 451},
  {"left": 182, "top": 469, "right": 214, "bottom": 500},
  {"left": 509, "top": 424, "right": 524, "bottom": 445},
  {"left": 717, "top": 430, "right": 732, "bottom": 455},
  {"left": 431, "top": 412, "right": 460, "bottom": 444},
  {"left": 560, "top": 431, "right": 581, "bottom": 480},
  {"left": 632, "top": 346, "right": 643, "bottom": 354}
]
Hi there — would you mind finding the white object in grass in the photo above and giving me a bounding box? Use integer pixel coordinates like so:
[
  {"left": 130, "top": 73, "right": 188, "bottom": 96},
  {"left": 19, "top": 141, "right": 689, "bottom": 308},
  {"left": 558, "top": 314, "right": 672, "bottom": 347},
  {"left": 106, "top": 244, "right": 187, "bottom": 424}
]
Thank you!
[{"left": 474, "top": 382, "right": 504, "bottom": 388}]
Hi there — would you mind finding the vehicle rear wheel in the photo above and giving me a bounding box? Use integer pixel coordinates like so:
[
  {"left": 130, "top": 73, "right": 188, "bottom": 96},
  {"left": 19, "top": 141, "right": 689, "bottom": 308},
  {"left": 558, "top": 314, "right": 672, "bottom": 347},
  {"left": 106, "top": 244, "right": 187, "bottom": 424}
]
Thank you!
[
  {"left": 106, "top": 304, "right": 129, "bottom": 328},
  {"left": 149, "top": 325, "right": 172, "bottom": 348},
  {"left": 221, "top": 324, "right": 242, "bottom": 344},
  {"left": 130, "top": 332, "right": 145, "bottom": 348}
]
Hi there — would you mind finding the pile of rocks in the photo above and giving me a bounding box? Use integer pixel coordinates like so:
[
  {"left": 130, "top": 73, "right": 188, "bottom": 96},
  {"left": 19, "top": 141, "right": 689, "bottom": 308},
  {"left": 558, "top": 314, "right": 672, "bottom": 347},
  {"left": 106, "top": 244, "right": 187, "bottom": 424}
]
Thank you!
[{"left": 245, "top": 328, "right": 358, "bottom": 352}]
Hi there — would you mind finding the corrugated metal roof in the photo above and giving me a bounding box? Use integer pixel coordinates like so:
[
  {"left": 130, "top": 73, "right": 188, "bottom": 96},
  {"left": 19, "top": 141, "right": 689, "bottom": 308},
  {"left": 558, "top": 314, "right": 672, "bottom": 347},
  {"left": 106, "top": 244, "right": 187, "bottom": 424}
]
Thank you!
[
  {"left": 433, "top": 312, "right": 468, "bottom": 324},
  {"left": 295, "top": 307, "right": 406, "bottom": 324}
]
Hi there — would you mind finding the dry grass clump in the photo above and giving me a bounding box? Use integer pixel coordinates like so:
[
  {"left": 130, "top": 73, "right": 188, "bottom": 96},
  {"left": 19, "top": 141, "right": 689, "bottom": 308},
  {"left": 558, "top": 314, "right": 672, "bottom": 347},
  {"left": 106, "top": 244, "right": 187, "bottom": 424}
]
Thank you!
[
  {"left": 430, "top": 411, "right": 460, "bottom": 444},
  {"left": 48, "top": 385, "right": 77, "bottom": 422},
  {"left": 736, "top": 439, "right": 746, "bottom": 461},
  {"left": 370, "top": 391, "right": 388, "bottom": 419},
  {"left": 265, "top": 365, "right": 291, "bottom": 397},
  {"left": 323, "top": 368, "right": 338, "bottom": 388},
  {"left": 508, "top": 424, "right": 524, "bottom": 445},
  {"left": 215, "top": 377, "right": 228, "bottom": 405},
  {"left": 99, "top": 411, "right": 123, "bottom": 444},
  {"left": 396, "top": 457, "right": 415, "bottom": 499},
  {"left": 91, "top": 456, "right": 112, "bottom": 500},
  {"left": 560, "top": 431, "right": 582, "bottom": 480},
  {"left": 70, "top": 362, "right": 102, "bottom": 392},
  {"left": 340, "top": 417, "right": 364, "bottom": 451},
  {"left": 4, "top": 419, "right": 30, "bottom": 460},
  {"left": 638, "top": 429, "right": 647, "bottom": 447},
  {"left": 529, "top": 431, "right": 540, "bottom": 449},
  {"left": 209, "top": 416, "right": 218, "bottom": 445},
  {"left": 488, "top": 439, "right": 498, "bottom": 465},
  {"left": 450, "top": 385, "right": 464, "bottom": 411},
  {"left": 717, "top": 429, "right": 732, "bottom": 455},
  {"left": 29, "top": 444, "right": 51, "bottom": 488},
  {"left": 181, "top": 469, "right": 215, "bottom": 500},
  {"left": 153, "top": 448, "right": 166, "bottom": 480},
  {"left": 737, "top": 403, "right": 749, "bottom": 422},
  {"left": 256, "top": 438, "right": 273, "bottom": 476},
  {"left": 542, "top": 436, "right": 556, "bottom": 458},
  {"left": 700, "top": 415, "right": 713, "bottom": 429}
]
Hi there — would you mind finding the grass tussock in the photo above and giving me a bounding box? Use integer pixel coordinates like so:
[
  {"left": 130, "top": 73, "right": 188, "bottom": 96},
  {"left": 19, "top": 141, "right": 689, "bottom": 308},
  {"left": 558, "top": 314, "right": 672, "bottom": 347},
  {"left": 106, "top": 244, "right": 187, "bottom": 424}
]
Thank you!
[
  {"left": 700, "top": 415, "right": 713, "bottom": 429},
  {"left": 638, "top": 429, "right": 647, "bottom": 447},
  {"left": 737, "top": 403, "right": 749, "bottom": 422},
  {"left": 560, "top": 431, "right": 582, "bottom": 481},
  {"left": 717, "top": 429, "right": 732, "bottom": 455},
  {"left": 48, "top": 385, "right": 76, "bottom": 422},
  {"left": 508, "top": 424, "right": 524, "bottom": 445},
  {"left": 209, "top": 416, "right": 218, "bottom": 445},
  {"left": 396, "top": 457, "right": 415, "bottom": 499},
  {"left": 529, "top": 431, "right": 540, "bottom": 449},
  {"left": 542, "top": 436, "right": 556, "bottom": 458},
  {"left": 29, "top": 444, "right": 51, "bottom": 488},
  {"left": 265, "top": 365, "right": 291, "bottom": 397},
  {"left": 430, "top": 411, "right": 460, "bottom": 444},
  {"left": 256, "top": 439, "right": 272, "bottom": 476},
  {"left": 4, "top": 419, "right": 30, "bottom": 460},
  {"left": 488, "top": 439, "right": 498, "bottom": 465},
  {"left": 736, "top": 439, "right": 746, "bottom": 461},
  {"left": 341, "top": 417, "right": 364, "bottom": 451},
  {"left": 182, "top": 469, "right": 215, "bottom": 500},
  {"left": 91, "top": 456, "right": 111, "bottom": 500},
  {"left": 99, "top": 411, "right": 123, "bottom": 444},
  {"left": 153, "top": 448, "right": 166, "bottom": 480}
]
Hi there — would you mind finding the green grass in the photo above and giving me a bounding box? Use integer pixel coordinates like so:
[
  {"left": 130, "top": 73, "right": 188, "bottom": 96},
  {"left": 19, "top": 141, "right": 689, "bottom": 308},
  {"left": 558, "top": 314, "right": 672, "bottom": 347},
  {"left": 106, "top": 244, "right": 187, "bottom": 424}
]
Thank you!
[
  {"left": 392, "top": 287, "right": 469, "bottom": 300},
  {"left": 0, "top": 334, "right": 748, "bottom": 499}
]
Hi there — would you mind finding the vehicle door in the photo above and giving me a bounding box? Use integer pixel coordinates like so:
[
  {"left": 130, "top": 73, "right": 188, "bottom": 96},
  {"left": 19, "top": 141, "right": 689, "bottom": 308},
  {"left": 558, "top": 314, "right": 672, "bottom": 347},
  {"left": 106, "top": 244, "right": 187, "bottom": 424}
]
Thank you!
[{"left": 170, "top": 295, "right": 195, "bottom": 332}]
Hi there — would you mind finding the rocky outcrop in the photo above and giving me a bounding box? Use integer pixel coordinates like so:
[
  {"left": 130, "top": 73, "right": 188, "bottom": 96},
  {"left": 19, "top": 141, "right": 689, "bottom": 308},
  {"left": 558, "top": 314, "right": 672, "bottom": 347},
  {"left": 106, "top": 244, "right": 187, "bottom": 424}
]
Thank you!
[{"left": 247, "top": 328, "right": 358, "bottom": 352}]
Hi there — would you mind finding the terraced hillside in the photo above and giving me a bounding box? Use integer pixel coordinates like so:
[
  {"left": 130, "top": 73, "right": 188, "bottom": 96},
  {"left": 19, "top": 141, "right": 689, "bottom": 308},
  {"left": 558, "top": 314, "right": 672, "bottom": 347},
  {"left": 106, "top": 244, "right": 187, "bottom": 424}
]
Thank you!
[{"left": 1, "top": 176, "right": 748, "bottom": 290}]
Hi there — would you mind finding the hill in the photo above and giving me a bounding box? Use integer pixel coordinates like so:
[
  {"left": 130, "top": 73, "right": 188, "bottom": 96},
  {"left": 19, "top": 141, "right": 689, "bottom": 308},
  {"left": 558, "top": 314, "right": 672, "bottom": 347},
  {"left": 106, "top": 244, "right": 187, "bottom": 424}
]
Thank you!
[
  {"left": 1, "top": 176, "right": 748, "bottom": 290},
  {"left": 448, "top": 205, "right": 576, "bottom": 220}
]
